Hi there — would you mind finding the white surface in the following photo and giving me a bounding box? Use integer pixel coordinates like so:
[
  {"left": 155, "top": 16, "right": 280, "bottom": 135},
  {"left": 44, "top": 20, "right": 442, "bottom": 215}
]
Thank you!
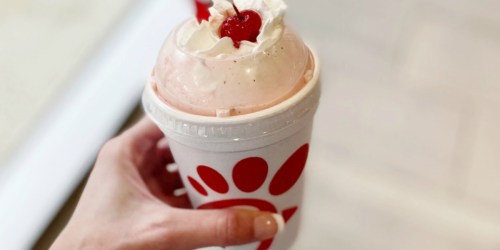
[
  {"left": 0, "top": 1, "right": 191, "bottom": 249},
  {"left": 0, "top": 0, "right": 134, "bottom": 166}
]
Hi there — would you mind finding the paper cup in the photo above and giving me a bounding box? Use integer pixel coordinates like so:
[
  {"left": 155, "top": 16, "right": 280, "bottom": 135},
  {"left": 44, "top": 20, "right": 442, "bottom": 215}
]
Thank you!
[{"left": 143, "top": 51, "right": 320, "bottom": 250}]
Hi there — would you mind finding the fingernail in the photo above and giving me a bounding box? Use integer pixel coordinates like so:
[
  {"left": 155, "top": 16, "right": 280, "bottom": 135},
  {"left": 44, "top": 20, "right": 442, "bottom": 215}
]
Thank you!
[
  {"left": 272, "top": 213, "right": 285, "bottom": 233},
  {"left": 254, "top": 213, "right": 285, "bottom": 240}
]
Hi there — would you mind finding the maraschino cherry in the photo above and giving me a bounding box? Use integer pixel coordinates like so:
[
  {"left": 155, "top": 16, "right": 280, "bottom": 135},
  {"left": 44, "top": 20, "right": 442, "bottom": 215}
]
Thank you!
[
  {"left": 195, "top": 0, "right": 211, "bottom": 23},
  {"left": 220, "top": 3, "right": 262, "bottom": 48}
]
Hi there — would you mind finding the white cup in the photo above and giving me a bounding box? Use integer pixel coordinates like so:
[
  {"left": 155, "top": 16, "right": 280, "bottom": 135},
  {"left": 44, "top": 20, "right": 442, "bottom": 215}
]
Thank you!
[{"left": 143, "top": 50, "right": 320, "bottom": 250}]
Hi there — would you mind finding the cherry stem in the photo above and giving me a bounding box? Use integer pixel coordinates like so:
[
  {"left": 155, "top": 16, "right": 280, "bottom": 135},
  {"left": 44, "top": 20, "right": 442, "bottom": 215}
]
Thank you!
[{"left": 232, "top": 3, "right": 243, "bottom": 20}]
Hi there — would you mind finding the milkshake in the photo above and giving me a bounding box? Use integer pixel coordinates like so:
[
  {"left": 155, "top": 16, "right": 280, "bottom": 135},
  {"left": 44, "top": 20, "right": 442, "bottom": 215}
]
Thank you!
[{"left": 142, "top": 0, "right": 320, "bottom": 249}]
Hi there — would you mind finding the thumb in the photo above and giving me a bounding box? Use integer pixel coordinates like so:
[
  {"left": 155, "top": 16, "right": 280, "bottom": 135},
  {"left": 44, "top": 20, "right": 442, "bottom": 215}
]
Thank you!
[{"left": 164, "top": 208, "right": 285, "bottom": 249}]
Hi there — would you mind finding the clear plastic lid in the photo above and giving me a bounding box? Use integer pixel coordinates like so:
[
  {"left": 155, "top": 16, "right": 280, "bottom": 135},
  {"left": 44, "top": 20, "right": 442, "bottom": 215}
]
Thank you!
[{"left": 150, "top": 24, "right": 312, "bottom": 117}]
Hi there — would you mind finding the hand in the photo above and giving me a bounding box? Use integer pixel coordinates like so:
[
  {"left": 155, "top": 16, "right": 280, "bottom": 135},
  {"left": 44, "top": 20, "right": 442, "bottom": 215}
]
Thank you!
[{"left": 51, "top": 117, "right": 282, "bottom": 250}]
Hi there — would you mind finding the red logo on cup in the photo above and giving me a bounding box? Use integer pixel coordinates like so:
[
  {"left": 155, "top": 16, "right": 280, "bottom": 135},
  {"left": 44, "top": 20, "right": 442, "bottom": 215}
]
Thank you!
[{"left": 187, "top": 144, "right": 309, "bottom": 250}]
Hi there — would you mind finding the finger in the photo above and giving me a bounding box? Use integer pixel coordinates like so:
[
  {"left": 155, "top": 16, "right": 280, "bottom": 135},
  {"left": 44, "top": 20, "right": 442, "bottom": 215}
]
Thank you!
[
  {"left": 116, "top": 117, "right": 172, "bottom": 173},
  {"left": 163, "top": 194, "right": 192, "bottom": 209},
  {"left": 145, "top": 169, "right": 184, "bottom": 200},
  {"left": 143, "top": 143, "right": 182, "bottom": 191},
  {"left": 158, "top": 168, "right": 184, "bottom": 193},
  {"left": 122, "top": 116, "right": 164, "bottom": 144},
  {"left": 145, "top": 180, "right": 190, "bottom": 208},
  {"left": 162, "top": 209, "right": 284, "bottom": 249},
  {"left": 139, "top": 139, "right": 175, "bottom": 178},
  {"left": 119, "top": 117, "right": 165, "bottom": 161},
  {"left": 157, "top": 137, "right": 174, "bottom": 163}
]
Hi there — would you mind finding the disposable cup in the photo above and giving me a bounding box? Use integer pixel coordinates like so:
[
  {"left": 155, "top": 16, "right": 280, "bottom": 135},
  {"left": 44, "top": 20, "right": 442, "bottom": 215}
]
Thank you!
[{"left": 142, "top": 50, "right": 320, "bottom": 250}]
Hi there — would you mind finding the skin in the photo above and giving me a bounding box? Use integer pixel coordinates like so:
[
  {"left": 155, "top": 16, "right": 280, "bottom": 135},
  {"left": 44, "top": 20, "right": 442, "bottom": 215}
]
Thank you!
[{"left": 51, "top": 117, "right": 279, "bottom": 250}]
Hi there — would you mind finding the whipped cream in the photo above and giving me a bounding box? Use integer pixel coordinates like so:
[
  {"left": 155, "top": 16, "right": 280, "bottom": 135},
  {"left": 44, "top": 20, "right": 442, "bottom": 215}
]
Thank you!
[{"left": 177, "top": 0, "right": 287, "bottom": 57}]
